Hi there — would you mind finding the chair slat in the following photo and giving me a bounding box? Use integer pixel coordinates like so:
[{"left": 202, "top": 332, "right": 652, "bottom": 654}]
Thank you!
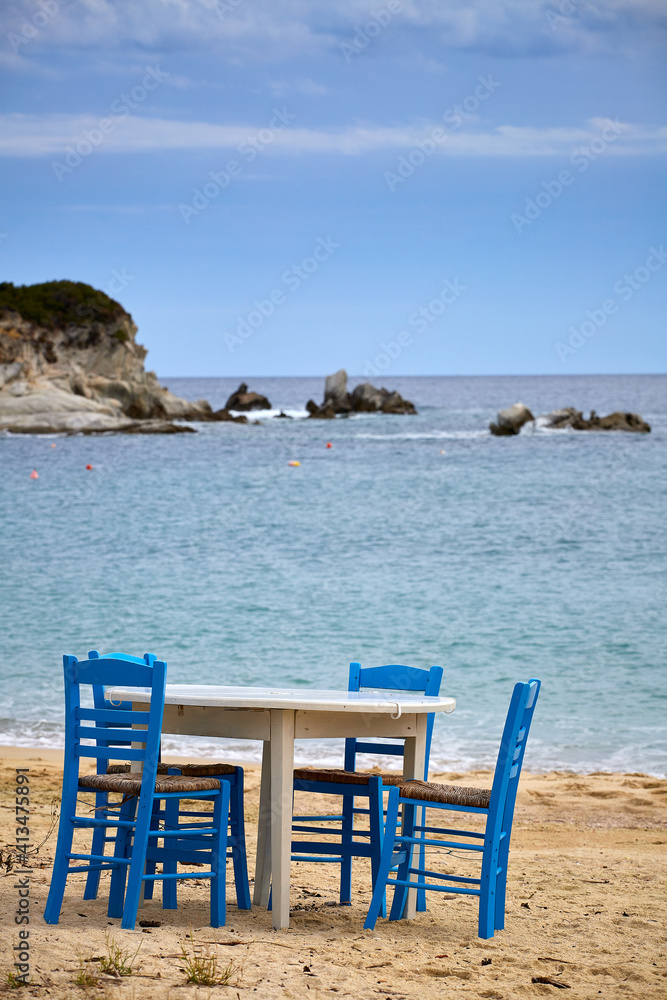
[
  {"left": 78, "top": 708, "right": 150, "bottom": 725},
  {"left": 76, "top": 746, "right": 146, "bottom": 761},
  {"left": 75, "top": 725, "right": 146, "bottom": 744}
]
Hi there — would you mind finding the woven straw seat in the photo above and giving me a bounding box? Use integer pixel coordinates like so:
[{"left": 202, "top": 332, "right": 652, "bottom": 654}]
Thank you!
[
  {"left": 79, "top": 772, "right": 222, "bottom": 796},
  {"left": 107, "top": 762, "right": 236, "bottom": 778},
  {"left": 294, "top": 767, "right": 405, "bottom": 787},
  {"left": 398, "top": 779, "right": 491, "bottom": 810}
]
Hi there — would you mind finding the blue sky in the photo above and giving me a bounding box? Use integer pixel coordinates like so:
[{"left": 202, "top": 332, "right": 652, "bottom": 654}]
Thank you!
[{"left": 1, "top": 0, "right": 666, "bottom": 376}]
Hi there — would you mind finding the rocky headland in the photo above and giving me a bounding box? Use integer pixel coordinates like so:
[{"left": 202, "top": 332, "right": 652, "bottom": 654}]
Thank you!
[
  {"left": 489, "top": 401, "right": 650, "bottom": 436},
  {"left": 224, "top": 382, "right": 272, "bottom": 411},
  {"left": 0, "top": 280, "right": 247, "bottom": 434},
  {"left": 306, "top": 368, "right": 416, "bottom": 418}
]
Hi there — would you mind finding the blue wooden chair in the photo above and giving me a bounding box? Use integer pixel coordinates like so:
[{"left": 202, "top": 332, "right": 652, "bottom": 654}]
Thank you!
[
  {"left": 44, "top": 652, "right": 248, "bottom": 930},
  {"left": 291, "top": 662, "right": 443, "bottom": 908},
  {"left": 82, "top": 651, "right": 250, "bottom": 912},
  {"left": 364, "top": 678, "right": 540, "bottom": 938}
]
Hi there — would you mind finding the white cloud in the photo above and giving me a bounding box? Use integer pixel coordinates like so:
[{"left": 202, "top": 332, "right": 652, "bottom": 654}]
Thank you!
[
  {"left": 1, "top": 0, "right": 666, "bottom": 61},
  {"left": 0, "top": 112, "right": 665, "bottom": 158}
]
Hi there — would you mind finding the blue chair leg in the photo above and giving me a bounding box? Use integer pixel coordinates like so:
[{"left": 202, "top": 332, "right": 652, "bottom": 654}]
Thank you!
[
  {"left": 494, "top": 832, "right": 511, "bottom": 930},
  {"left": 83, "top": 790, "right": 108, "bottom": 901},
  {"left": 121, "top": 795, "right": 154, "bottom": 930},
  {"left": 161, "top": 796, "right": 180, "bottom": 910},
  {"left": 389, "top": 799, "right": 416, "bottom": 921},
  {"left": 143, "top": 799, "right": 166, "bottom": 901},
  {"left": 477, "top": 833, "right": 500, "bottom": 939},
  {"left": 368, "top": 777, "right": 387, "bottom": 917},
  {"left": 107, "top": 795, "right": 136, "bottom": 919},
  {"left": 339, "top": 794, "right": 354, "bottom": 905},
  {"left": 211, "top": 784, "right": 230, "bottom": 928},
  {"left": 229, "top": 773, "right": 251, "bottom": 910},
  {"left": 44, "top": 787, "right": 78, "bottom": 924},
  {"left": 416, "top": 805, "right": 427, "bottom": 912},
  {"left": 364, "top": 788, "right": 401, "bottom": 931}
]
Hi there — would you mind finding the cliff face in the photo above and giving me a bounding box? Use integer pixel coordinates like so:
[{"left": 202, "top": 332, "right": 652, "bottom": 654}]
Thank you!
[{"left": 0, "top": 281, "right": 212, "bottom": 433}]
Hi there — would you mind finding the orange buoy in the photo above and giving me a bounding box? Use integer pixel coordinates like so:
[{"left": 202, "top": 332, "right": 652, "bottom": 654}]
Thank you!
[
  {"left": 30, "top": 470, "right": 39, "bottom": 479},
  {"left": 51, "top": 443, "right": 57, "bottom": 448},
  {"left": 288, "top": 460, "right": 300, "bottom": 467},
  {"left": 326, "top": 442, "right": 332, "bottom": 448},
  {"left": 86, "top": 464, "right": 93, "bottom": 470}
]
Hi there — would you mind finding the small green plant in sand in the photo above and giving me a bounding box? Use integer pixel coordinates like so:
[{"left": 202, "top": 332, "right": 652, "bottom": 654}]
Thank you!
[
  {"left": 180, "top": 936, "right": 236, "bottom": 987},
  {"left": 74, "top": 967, "right": 100, "bottom": 988},
  {"left": 98, "top": 933, "right": 142, "bottom": 977},
  {"left": 4, "top": 971, "right": 29, "bottom": 989},
  {"left": 73, "top": 953, "right": 100, "bottom": 989}
]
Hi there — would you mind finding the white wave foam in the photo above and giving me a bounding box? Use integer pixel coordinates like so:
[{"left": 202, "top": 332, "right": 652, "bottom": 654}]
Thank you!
[
  {"left": 354, "top": 430, "right": 488, "bottom": 441},
  {"left": 228, "top": 408, "right": 309, "bottom": 420}
]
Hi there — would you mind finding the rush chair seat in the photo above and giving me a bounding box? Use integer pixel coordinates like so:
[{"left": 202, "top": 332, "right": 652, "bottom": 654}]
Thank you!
[
  {"left": 82, "top": 651, "right": 250, "bottom": 913},
  {"left": 290, "top": 662, "right": 443, "bottom": 908},
  {"left": 364, "top": 679, "right": 540, "bottom": 939},
  {"left": 44, "top": 652, "right": 249, "bottom": 930}
]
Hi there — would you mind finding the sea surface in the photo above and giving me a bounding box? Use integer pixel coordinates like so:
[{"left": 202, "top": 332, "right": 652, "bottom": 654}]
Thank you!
[{"left": 1, "top": 374, "right": 665, "bottom": 776}]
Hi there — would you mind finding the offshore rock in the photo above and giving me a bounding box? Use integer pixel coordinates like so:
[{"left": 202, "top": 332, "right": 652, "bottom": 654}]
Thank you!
[
  {"left": 0, "top": 280, "right": 216, "bottom": 434},
  {"left": 224, "top": 382, "right": 271, "bottom": 411},
  {"left": 541, "top": 408, "right": 650, "bottom": 433},
  {"left": 307, "top": 370, "right": 416, "bottom": 417},
  {"left": 306, "top": 398, "right": 336, "bottom": 419},
  {"left": 324, "top": 369, "right": 350, "bottom": 408},
  {"left": 489, "top": 402, "right": 535, "bottom": 436},
  {"left": 350, "top": 382, "right": 416, "bottom": 414},
  {"left": 211, "top": 408, "right": 249, "bottom": 423}
]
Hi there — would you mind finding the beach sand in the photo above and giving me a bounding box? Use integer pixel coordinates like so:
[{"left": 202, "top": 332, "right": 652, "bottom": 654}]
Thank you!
[{"left": 0, "top": 747, "right": 665, "bottom": 998}]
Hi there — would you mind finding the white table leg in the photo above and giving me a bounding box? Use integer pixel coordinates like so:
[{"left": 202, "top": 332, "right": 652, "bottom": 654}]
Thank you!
[
  {"left": 402, "top": 715, "right": 428, "bottom": 919},
  {"left": 270, "top": 709, "right": 295, "bottom": 930},
  {"left": 253, "top": 741, "right": 273, "bottom": 907}
]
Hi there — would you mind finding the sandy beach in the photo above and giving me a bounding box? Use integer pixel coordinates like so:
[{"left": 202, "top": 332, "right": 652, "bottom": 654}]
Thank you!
[{"left": 1, "top": 747, "right": 665, "bottom": 999}]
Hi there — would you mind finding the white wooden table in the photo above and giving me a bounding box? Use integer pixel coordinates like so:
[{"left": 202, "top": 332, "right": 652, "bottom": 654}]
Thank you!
[{"left": 107, "top": 684, "right": 456, "bottom": 930}]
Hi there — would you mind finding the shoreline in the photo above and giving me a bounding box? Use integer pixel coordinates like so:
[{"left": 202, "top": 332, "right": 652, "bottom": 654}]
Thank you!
[{"left": 1, "top": 743, "right": 664, "bottom": 779}]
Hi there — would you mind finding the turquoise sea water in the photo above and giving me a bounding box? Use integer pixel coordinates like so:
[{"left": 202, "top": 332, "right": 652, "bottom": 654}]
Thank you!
[{"left": 1, "top": 374, "right": 665, "bottom": 775}]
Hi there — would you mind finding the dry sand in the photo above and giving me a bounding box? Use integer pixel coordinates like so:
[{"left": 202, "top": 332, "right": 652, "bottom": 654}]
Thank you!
[{"left": 0, "top": 747, "right": 665, "bottom": 999}]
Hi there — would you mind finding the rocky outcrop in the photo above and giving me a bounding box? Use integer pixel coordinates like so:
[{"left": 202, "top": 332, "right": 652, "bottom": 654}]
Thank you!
[
  {"left": 306, "top": 369, "right": 416, "bottom": 418},
  {"left": 489, "top": 402, "right": 651, "bottom": 436},
  {"left": 350, "top": 382, "right": 416, "bottom": 414},
  {"left": 541, "top": 408, "right": 650, "bottom": 433},
  {"left": 224, "top": 382, "right": 271, "bottom": 411},
  {"left": 0, "top": 280, "right": 231, "bottom": 434},
  {"left": 211, "top": 408, "right": 248, "bottom": 423},
  {"left": 489, "top": 402, "right": 535, "bottom": 436},
  {"left": 324, "top": 369, "right": 349, "bottom": 408}
]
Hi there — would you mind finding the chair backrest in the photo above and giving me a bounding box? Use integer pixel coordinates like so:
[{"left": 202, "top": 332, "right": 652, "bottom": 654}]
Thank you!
[
  {"left": 61, "top": 651, "right": 167, "bottom": 794},
  {"left": 344, "top": 662, "right": 443, "bottom": 779},
  {"left": 89, "top": 650, "right": 158, "bottom": 775},
  {"left": 488, "top": 678, "right": 540, "bottom": 840}
]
